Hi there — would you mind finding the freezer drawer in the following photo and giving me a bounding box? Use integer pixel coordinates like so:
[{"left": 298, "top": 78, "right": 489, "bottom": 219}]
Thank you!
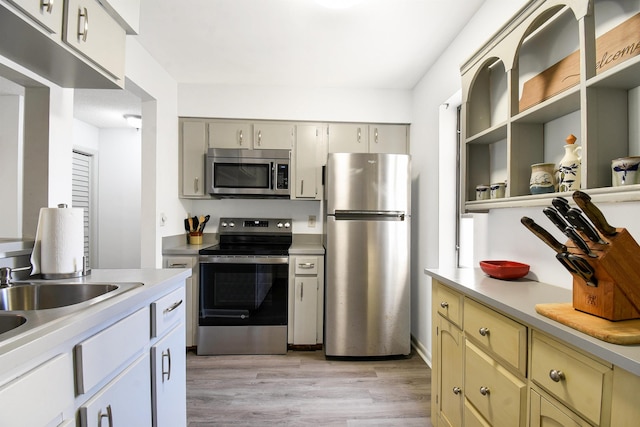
[{"left": 324, "top": 215, "right": 410, "bottom": 357}]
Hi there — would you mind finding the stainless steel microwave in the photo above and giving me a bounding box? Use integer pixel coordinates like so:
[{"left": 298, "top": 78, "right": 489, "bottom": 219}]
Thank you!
[{"left": 206, "top": 148, "right": 290, "bottom": 198}]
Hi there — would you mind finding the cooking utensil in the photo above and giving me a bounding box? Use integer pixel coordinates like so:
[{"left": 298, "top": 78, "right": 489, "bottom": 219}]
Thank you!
[
  {"left": 566, "top": 207, "right": 606, "bottom": 244},
  {"left": 188, "top": 217, "right": 194, "bottom": 232},
  {"left": 520, "top": 216, "right": 568, "bottom": 254},
  {"left": 572, "top": 190, "right": 618, "bottom": 236},
  {"left": 551, "top": 197, "right": 571, "bottom": 216},
  {"left": 543, "top": 206, "right": 569, "bottom": 231},
  {"left": 198, "top": 215, "right": 205, "bottom": 232},
  {"left": 192, "top": 216, "right": 199, "bottom": 232},
  {"left": 184, "top": 218, "right": 190, "bottom": 232}
]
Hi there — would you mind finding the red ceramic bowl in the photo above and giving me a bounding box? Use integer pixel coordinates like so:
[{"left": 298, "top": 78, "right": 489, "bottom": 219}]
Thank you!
[{"left": 479, "top": 260, "right": 530, "bottom": 280}]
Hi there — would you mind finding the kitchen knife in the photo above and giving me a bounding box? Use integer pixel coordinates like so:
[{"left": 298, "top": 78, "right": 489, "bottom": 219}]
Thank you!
[
  {"left": 551, "top": 197, "right": 571, "bottom": 216},
  {"left": 566, "top": 207, "right": 607, "bottom": 244},
  {"left": 563, "top": 226, "right": 598, "bottom": 258},
  {"left": 572, "top": 190, "right": 618, "bottom": 236},
  {"left": 542, "top": 207, "right": 598, "bottom": 258},
  {"left": 520, "top": 216, "right": 568, "bottom": 254},
  {"left": 567, "top": 253, "right": 598, "bottom": 287}
]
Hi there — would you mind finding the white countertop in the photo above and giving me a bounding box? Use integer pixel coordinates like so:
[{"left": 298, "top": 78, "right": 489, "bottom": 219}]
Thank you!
[
  {"left": 0, "top": 268, "right": 191, "bottom": 382},
  {"left": 425, "top": 267, "right": 640, "bottom": 376}
]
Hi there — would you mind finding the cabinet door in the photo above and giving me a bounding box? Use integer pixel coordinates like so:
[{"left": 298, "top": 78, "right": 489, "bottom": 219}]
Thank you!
[
  {"left": 611, "top": 366, "right": 640, "bottom": 427},
  {"left": 7, "top": 0, "right": 63, "bottom": 33},
  {"left": 0, "top": 353, "right": 74, "bottom": 427},
  {"left": 181, "top": 120, "right": 207, "bottom": 197},
  {"left": 328, "top": 123, "right": 368, "bottom": 153},
  {"left": 63, "top": 0, "right": 126, "bottom": 79},
  {"left": 435, "top": 316, "right": 463, "bottom": 427},
  {"left": 208, "top": 121, "right": 252, "bottom": 149},
  {"left": 254, "top": 122, "right": 294, "bottom": 149},
  {"left": 152, "top": 324, "right": 186, "bottom": 427},
  {"left": 530, "top": 388, "right": 591, "bottom": 427},
  {"left": 79, "top": 354, "right": 152, "bottom": 427},
  {"left": 369, "top": 124, "right": 408, "bottom": 154},
  {"left": 293, "top": 277, "right": 318, "bottom": 345},
  {"left": 294, "top": 125, "right": 321, "bottom": 199},
  {"left": 164, "top": 257, "right": 196, "bottom": 347}
]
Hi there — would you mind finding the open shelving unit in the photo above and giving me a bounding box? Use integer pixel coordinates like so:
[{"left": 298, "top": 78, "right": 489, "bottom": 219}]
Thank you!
[{"left": 460, "top": 0, "right": 640, "bottom": 212}]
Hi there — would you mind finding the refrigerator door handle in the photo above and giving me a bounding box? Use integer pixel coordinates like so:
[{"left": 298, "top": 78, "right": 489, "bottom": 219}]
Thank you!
[{"left": 334, "top": 210, "right": 405, "bottom": 220}]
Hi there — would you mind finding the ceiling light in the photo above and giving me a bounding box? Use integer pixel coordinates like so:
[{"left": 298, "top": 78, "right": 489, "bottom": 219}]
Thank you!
[
  {"left": 124, "top": 114, "right": 142, "bottom": 129},
  {"left": 315, "top": 0, "right": 364, "bottom": 9}
]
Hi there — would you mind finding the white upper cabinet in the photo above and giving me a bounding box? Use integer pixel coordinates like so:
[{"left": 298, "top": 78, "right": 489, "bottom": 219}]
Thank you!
[
  {"left": 254, "top": 122, "right": 294, "bottom": 150},
  {"left": 63, "top": 0, "right": 126, "bottom": 80},
  {"left": 328, "top": 123, "right": 409, "bottom": 154},
  {"left": 208, "top": 121, "right": 253, "bottom": 149},
  {"left": 6, "top": 0, "right": 63, "bottom": 34}
]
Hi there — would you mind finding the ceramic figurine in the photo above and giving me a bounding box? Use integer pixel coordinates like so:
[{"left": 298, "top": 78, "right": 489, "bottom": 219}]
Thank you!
[{"left": 558, "top": 134, "right": 581, "bottom": 192}]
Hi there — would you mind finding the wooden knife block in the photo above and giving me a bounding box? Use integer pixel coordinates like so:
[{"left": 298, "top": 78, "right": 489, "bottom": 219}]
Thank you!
[{"left": 567, "top": 228, "right": 640, "bottom": 321}]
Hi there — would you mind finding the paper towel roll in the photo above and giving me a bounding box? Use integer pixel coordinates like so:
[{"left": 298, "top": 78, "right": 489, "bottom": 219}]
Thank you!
[{"left": 31, "top": 207, "right": 84, "bottom": 276}]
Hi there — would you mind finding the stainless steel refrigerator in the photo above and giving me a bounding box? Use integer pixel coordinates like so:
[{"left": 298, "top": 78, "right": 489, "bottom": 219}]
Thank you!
[{"left": 324, "top": 152, "right": 411, "bottom": 357}]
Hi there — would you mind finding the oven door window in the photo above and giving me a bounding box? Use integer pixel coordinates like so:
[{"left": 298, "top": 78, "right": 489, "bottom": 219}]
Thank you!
[
  {"left": 214, "top": 162, "right": 270, "bottom": 189},
  {"left": 200, "top": 262, "right": 287, "bottom": 326}
]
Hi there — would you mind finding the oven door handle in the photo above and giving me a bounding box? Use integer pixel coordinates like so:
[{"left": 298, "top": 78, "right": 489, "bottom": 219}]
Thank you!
[{"left": 199, "top": 255, "right": 289, "bottom": 265}]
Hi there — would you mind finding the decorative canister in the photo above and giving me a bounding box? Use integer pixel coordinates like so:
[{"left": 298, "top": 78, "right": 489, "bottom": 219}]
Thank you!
[
  {"left": 612, "top": 156, "right": 640, "bottom": 186},
  {"left": 530, "top": 163, "right": 556, "bottom": 194},
  {"left": 476, "top": 184, "right": 490, "bottom": 200},
  {"left": 490, "top": 182, "right": 506, "bottom": 199},
  {"left": 558, "top": 134, "right": 582, "bottom": 192}
]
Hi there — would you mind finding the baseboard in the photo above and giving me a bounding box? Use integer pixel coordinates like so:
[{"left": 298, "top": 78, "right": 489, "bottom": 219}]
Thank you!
[{"left": 411, "top": 334, "right": 432, "bottom": 368}]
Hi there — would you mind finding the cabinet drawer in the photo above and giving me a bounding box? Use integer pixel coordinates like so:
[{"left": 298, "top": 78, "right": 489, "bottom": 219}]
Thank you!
[
  {"left": 294, "top": 257, "right": 319, "bottom": 275},
  {"left": 151, "top": 286, "right": 186, "bottom": 338},
  {"left": 6, "top": 0, "right": 64, "bottom": 33},
  {"left": 464, "top": 340, "right": 526, "bottom": 427},
  {"left": 464, "top": 297, "right": 527, "bottom": 375},
  {"left": 75, "top": 307, "right": 149, "bottom": 394},
  {"left": 530, "top": 331, "right": 612, "bottom": 425},
  {"left": 435, "top": 282, "right": 463, "bottom": 327}
]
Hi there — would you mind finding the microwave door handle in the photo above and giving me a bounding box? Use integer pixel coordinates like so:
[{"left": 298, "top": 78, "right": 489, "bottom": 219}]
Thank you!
[{"left": 271, "top": 162, "right": 275, "bottom": 190}]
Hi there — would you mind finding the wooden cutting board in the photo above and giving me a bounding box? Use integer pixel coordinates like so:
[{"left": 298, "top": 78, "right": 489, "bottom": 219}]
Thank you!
[{"left": 536, "top": 302, "right": 640, "bottom": 345}]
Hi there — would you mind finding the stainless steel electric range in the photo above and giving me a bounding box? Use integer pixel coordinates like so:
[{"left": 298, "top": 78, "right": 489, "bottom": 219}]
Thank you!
[{"left": 197, "top": 218, "right": 292, "bottom": 355}]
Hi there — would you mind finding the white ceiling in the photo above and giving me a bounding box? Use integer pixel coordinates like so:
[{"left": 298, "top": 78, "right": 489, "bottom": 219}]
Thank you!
[{"left": 76, "top": 0, "right": 486, "bottom": 128}]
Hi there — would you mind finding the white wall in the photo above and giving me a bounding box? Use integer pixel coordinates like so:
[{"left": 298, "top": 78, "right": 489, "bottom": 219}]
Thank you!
[
  {"left": 0, "top": 95, "right": 23, "bottom": 238},
  {"left": 410, "top": 0, "right": 530, "bottom": 364}
]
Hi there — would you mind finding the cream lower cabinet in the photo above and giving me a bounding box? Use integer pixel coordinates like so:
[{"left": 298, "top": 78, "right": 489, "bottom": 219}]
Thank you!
[
  {"left": 432, "top": 279, "right": 624, "bottom": 427},
  {"left": 289, "top": 255, "right": 324, "bottom": 345},
  {"left": 164, "top": 255, "right": 198, "bottom": 347},
  {"left": 151, "top": 324, "right": 186, "bottom": 427}
]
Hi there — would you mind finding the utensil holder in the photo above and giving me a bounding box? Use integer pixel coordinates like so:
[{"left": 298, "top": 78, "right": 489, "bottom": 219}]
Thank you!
[
  {"left": 188, "top": 232, "right": 203, "bottom": 245},
  {"left": 566, "top": 227, "right": 640, "bottom": 320}
]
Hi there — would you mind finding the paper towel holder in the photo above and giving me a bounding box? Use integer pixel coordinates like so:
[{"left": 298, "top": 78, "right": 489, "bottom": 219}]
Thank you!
[{"left": 41, "top": 256, "right": 91, "bottom": 280}]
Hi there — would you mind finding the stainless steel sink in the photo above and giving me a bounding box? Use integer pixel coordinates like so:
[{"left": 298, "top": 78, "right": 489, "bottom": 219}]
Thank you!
[
  {"left": 0, "top": 283, "right": 119, "bottom": 311},
  {"left": 0, "top": 314, "right": 26, "bottom": 335}
]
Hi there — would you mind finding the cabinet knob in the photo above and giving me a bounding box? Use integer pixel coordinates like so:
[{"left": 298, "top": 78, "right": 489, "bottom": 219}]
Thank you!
[
  {"left": 478, "top": 327, "right": 490, "bottom": 336},
  {"left": 452, "top": 386, "right": 461, "bottom": 395},
  {"left": 549, "top": 369, "right": 565, "bottom": 382},
  {"left": 479, "top": 386, "right": 490, "bottom": 396},
  {"left": 440, "top": 301, "right": 449, "bottom": 308}
]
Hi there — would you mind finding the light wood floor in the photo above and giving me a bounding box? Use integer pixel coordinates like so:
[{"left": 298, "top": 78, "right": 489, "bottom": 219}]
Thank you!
[{"left": 186, "top": 349, "right": 432, "bottom": 426}]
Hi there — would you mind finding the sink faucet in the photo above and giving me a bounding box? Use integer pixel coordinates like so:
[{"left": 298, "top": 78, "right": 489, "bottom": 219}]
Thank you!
[{"left": 0, "top": 266, "right": 31, "bottom": 287}]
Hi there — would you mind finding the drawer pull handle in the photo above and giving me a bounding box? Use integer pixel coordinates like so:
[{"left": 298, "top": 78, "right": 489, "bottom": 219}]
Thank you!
[
  {"left": 162, "top": 348, "right": 172, "bottom": 382},
  {"left": 163, "top": 299, "right": 183, "bottom": 314},
  {"left": 479, "top": 386, "right": 490, "bottom": 396},
  {"left": 168, "top": 263, "right": 188, "bottom": 268},
  {"left": 78, "top": 7, "right": 89, "bottom": 42},
  {"left": 298, "top": 263, "right": 315, "bottom": 269},
  {"left": 99, "top": 405, "right": 113, "bottom": 427},
  {"left": 478, "top": 327, "right": 490, "bottom": 336},
  {"left": 41, "top": 0, "right": 54, "bottom": 13},
  {"left": 549, "top": 369, "right": 565, "bottom": 382},
  {"left": 452, "top": 386, "right": 461, "bottom": 395},
  {"left": 440, "top": 301, "right": 449, "bottom": 308}
]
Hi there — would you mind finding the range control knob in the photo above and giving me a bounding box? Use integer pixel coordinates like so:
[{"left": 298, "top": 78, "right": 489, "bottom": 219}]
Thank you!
[
  {"left": 284, "top": 222, "right": 291, "bottom": 228},
  {"left": 221, "top": 222, "right": 228, "bottom": 228},
  {"left": 276, "top": 222, "right": 284, "bottom": 228},
  {"left": 229, "top": 222, "right": 235, "bottom": 228}
]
